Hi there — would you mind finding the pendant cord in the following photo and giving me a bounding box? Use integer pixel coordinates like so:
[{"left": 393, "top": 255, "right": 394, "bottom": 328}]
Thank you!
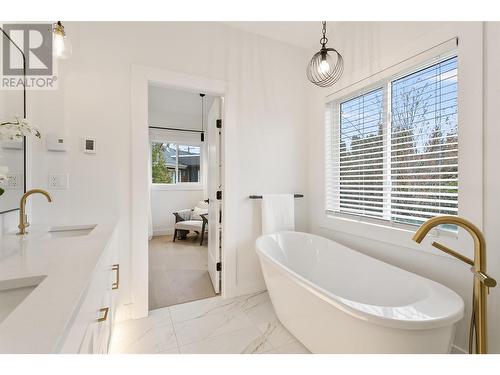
[
  {"left": 200, "top": 93, "right": 205, "bottom": 133},
  {"left": 200, "top": 93, "right": 205, "bottom": 142}
]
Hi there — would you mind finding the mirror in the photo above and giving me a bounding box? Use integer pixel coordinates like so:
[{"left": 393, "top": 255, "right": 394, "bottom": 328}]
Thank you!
[{"left": 0, "top": 30, "right": 26, "bottom": 213}]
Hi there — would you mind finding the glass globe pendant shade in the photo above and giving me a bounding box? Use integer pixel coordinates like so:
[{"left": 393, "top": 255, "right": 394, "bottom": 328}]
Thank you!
[{"left": 52, "top": 21, "right": 72, "bottom": 59}]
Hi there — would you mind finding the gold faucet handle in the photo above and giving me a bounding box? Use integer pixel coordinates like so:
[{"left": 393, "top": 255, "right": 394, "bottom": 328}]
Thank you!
[
  {"left": 432, "top": 241, "right": 474, "bottom": 266},
  {"left": 471, "top": 268, "right": 497, "bottom": 289}
]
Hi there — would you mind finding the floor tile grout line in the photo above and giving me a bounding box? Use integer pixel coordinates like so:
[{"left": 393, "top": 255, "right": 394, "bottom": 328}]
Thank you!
[
  {"left": 166, "top": 294, "right": 224, "bottom": 314},
  {"left": 167, "top": 307, "right": 181, "bottom": 351},
  {"left": 241, "top": 303, "right": 301, "bottom": 351},
  {"left": 191, "top": 307, "right": 286, "bottom": 353},
  {"left": 176, "top": 324, "right": 270, "bottom": 354},
  {"left": 240, "top": 305, "right": 276, "bottom": 352},
  {"left": 172, "top": 309, "right": 256, "bottom": 348},
  {"left": 112, "top": 291, "right": 309, "bottom": 354},
  {"left": 170, "top": 298, "right": 273, "bottom": 351},
  {"left": 169, "top": 297, "right": 242, "bottom": 325}
]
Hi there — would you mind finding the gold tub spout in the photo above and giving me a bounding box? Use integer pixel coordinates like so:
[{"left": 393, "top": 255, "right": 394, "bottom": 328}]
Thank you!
[
  {"left": 412, "top": 215, "right": 496, "bottom": 354},
  {"left": 17, "top": 189, "right": 53, "bottom": 235}
]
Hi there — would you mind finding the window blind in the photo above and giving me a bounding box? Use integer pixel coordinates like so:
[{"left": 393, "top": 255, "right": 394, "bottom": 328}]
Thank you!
[{"left": 325, "top": 55, "right": 458, "bottom": 229}]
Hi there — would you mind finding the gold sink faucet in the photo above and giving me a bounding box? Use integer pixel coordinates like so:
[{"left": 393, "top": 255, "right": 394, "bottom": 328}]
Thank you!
[
  {"left": 412, "top": 215, "right": 496, "bottom": 354},
  {"left": 17, "top": 189, "right": 53, "bottom": 235}
]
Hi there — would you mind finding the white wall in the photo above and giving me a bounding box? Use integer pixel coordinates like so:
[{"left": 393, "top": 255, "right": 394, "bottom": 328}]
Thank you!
[
  {"left": 27, "top": 22, "right": 309, "bottom": 311},
  {"left": 148, "top": 84, "right": 215, "bottom": 130},
  {"left": 306, "top": 21, "right": 500, "bottom": 353},
  {"left": 151, "top": 189, "right": 204, "bottom": 235},
  {"left": 483, "top": 21, "right": 500, "bottom": 355}
]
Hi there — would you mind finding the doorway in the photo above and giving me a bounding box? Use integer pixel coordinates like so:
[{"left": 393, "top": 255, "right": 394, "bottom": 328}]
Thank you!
[
  {"left": 147, "top": 85, "right": 223, "bottom": 310},
  {"left": 131, "top": 66, "right": 229, "bottom": 319}
]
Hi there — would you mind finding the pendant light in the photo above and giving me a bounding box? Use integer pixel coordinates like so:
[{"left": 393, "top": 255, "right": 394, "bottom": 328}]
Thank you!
[
  {"left": 52, "top": 21, "right": 72, "bottom": 59},
  {"left": 200, "top": 93, "right": 205, "bottom": 142},
  {"left": 306, "top": 21, "right": 343, "bottom": 87}
]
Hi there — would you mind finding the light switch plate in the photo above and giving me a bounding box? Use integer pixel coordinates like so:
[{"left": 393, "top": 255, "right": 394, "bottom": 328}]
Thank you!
[{"left": 48, "top": 174, "right": 69, "bottom": 189}]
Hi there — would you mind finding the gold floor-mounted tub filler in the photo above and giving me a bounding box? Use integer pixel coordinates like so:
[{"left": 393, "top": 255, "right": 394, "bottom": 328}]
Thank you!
[{"left": 413, "top": 215, "right": 497, "bottom": 354}]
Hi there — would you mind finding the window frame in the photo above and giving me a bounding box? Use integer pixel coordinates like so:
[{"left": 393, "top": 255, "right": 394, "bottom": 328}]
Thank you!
[
  {"left": 326, "top": 54, "right": 459, "bottom": 235},
  {"left": 320, "top": 42, "right": 483, "bottom": 260},
  {"left": 150, "top": 139, "right": 204, "bottom": 191}
]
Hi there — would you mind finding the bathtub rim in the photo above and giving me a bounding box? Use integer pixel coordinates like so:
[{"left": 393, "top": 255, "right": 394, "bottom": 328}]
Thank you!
[{"left": 256, "top": 231, "right": 464, "bottom": 331}]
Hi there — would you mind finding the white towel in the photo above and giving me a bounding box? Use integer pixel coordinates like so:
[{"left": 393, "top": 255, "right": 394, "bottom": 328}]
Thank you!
[{"left": 261, "top": 194, "right": 295, "bottom": 234}]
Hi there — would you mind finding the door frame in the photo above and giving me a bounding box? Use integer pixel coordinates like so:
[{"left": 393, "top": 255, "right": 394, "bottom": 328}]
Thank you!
[
  {"left": 206, "top": 96, "right": 223, "bottom": 294},
  {"left": 130, "top": 65, "right": 230, "bottom": 318}
]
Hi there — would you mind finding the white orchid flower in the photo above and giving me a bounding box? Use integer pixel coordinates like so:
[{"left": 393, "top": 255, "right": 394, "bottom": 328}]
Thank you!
[{"left": 0, "top": 117, "right": 41, "bottom": 141}]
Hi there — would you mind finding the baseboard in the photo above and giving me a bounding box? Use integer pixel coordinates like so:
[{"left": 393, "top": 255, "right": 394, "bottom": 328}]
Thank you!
[
  {"left": 451, "top": 344, "right": 467, "bottom": 354},
  {"left": 153, "top": 228, "right": 174, "bottom": 236}
]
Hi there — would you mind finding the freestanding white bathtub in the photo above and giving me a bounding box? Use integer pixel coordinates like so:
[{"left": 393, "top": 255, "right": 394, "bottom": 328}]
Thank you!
[{"left": 255, "top": 231, "right": 464, "bottom": 354}]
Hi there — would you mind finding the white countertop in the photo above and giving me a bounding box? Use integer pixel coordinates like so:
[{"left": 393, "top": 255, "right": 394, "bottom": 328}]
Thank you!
[{"left": 0, "top": 222, "right": 117, "bottom": 353}]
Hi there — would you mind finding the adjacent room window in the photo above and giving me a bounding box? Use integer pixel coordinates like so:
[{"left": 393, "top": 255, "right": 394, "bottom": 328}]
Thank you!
[
  {"left": 325, "top": 55, "right": 458, "bottom": 230},
  {"left": 151, "top": 141, "right": 201, "bottom": 184}
]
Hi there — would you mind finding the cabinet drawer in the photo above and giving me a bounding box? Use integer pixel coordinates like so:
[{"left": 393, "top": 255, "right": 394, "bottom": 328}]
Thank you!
[
  {"left": 59, "top": 246, "right": 114, "bottom": 353},
  {"left": 79, "top": 318, "right": 97, "bottom": 354},
  {"left": 57, "top": 227, "right": 119, "bottom": 354},
  {"left": 94, "top": 292, "right": 112, "bottom": 353}
]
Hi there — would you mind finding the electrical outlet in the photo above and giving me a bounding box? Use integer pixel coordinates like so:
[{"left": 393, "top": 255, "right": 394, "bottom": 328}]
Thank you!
[
  {"left": 5, "top": 174, "right": 22, "bottom": 189},
  {"left": 48, "top": 174, "right": 69, "bottom": 189}
]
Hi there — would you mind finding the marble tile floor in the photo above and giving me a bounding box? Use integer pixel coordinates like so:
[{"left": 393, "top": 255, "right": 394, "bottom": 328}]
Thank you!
[
  {"left": 110, "top": 291, "right": 310, "bottom": 354},
  {"left": 149, "top": 235, "right": 216, "bottom": 310}
]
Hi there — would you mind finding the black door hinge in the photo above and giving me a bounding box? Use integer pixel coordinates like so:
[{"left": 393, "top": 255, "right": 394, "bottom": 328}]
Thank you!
[
  {"left": 204, "top": 198, "right": 209, "bottom": 204},
  {"left": 216, "top": 119, "right": 222, "bottom": 128},
  {"left": 216, "top": 262, "right": 222, "bottom": 271},
  {"left": 216, "top": 190, "right": 222, "bottom": 200}
]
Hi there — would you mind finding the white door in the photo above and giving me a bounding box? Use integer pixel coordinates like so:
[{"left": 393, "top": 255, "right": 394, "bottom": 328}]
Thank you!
[{"left": 207, "top": 97, "right": 222, "bottom": 293}]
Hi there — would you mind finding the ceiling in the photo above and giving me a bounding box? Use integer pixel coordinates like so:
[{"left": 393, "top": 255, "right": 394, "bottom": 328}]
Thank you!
[{"left": 223, "top": 21, "right": 343, "bottom": 50}]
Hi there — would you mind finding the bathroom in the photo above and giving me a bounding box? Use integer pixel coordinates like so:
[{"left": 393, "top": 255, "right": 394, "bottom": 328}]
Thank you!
[{"left": 1, "top": 1, "right": 500, "bottom": 373}]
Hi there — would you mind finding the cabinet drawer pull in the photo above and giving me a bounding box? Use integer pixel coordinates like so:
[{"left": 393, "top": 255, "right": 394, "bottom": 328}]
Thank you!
[
  {"left": 98, "top": 307, "right": 109, "bottom": 322},
  {"left": 112, "top": 264, "right": 120, "bottom": 290}
]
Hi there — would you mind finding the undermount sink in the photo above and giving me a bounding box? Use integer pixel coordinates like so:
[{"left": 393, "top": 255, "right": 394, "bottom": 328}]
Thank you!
[
  {"left": 5, "top": 224, "right": 97, "bottom": 240},
  {"left": 45, "top": 224, "right": 97, "bottom": 239},
  {"left": 0, "top": 275, "right": 47, "bottom": 324}
]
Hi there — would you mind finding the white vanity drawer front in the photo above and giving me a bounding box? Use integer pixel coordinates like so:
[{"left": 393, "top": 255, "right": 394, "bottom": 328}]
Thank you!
[
  {"left": 94, "top": 288, "right": 113, "bottom": 354},
  {"left": 78, "top": 317, "right": 97, "bottom": 354},
  {"left": 59, "top": 242, "right": 114, "bottom": 353}
]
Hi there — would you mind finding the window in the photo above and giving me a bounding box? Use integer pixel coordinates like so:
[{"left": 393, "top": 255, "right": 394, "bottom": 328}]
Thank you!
[
  {"left": 326, "top": 56, "right": 458, "bottom": 230},
  {"left": 151, "top": 141, "right": 201, "bottom": 184}
]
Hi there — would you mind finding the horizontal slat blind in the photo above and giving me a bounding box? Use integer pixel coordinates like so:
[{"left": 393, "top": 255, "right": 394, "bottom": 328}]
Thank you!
[
  {"left": 390, "top": 56, "right": 458, "bottom": 225},
  {"left": 325, "top": 54, "right": 458, "bottom": 229},
  {"left": 338, "top": 88, "right": 385, "bottom": 219}
]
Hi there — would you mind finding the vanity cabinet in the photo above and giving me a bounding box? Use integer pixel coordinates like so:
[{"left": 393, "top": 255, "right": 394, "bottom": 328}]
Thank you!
[{"left": 58, "top": 231, "right": 119, "bottom": 354}]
